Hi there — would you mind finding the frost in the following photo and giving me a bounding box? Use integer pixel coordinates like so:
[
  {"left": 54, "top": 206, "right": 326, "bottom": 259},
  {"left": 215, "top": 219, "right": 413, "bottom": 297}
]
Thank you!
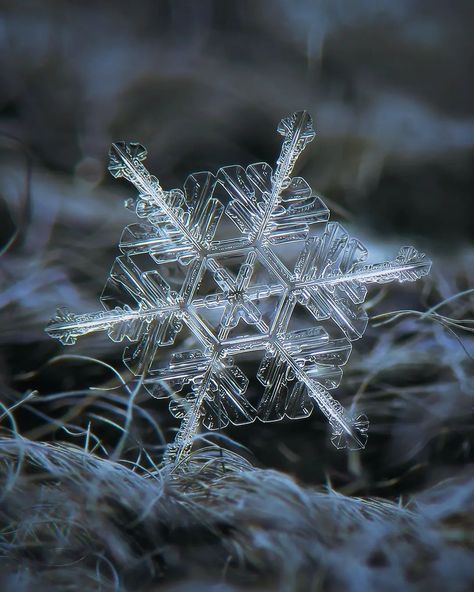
[{"left": 47, "top": 111, "right": 431, "bottom": 464}]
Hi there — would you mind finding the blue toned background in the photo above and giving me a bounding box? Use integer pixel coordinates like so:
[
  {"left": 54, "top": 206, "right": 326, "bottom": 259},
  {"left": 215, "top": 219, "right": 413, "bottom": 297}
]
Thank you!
[{"left": 0, "top": 2, "right": 473, "bottom": 590}]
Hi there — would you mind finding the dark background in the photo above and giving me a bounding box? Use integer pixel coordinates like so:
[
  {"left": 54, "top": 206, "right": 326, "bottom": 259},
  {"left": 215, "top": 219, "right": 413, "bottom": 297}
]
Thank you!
[
  {"left": 2, "top": 0, "right": 473, "bottom": 242},
  {"left": 1, "top": 0, "right": 473, "bottom": 490}
]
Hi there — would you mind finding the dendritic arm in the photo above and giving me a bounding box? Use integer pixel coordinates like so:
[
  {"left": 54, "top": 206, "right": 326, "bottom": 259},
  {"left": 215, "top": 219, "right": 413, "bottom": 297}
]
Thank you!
[
  {"left": 163, "top": 352, "right": 254, "bottom": 465},
  {"left": 256, "top": 286, "right": 368, "bottom": 449},
  {"left": 274, "top": 340, "right": 369, "bottom": 450},
  {"left": 293, "top": 223, "right": 431, "bottom": 340},
  {"left": 46, "top": 306, "right": 167, "bottom": 345},
  {"left": 109, "top": 143, "right": 198, "bottom": 246},
  {"left": 223, "top": 111, "right": 319, "bottom": 243},
  {"left": 255, "top": 110, "right": 316, "bottom": 241},
  {"left": 109, "top": 143, "right": 224, "bottom": 264}
]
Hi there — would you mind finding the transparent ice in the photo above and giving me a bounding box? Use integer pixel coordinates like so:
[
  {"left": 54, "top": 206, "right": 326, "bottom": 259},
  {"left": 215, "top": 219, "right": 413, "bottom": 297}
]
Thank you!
[{"left": 47, "top": 111, "right": 431, "bottom": 464}]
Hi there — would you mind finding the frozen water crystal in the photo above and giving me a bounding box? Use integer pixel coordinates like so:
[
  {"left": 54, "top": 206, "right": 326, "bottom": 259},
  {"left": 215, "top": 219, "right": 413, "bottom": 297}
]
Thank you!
[{"left": 47, "top": 111, "right": 431, "bottom": 464}]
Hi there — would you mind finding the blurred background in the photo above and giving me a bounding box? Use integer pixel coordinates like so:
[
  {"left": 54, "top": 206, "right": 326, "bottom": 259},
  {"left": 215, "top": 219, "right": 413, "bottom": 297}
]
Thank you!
[
  {"left": 1, "top": 2, "right": 474, "bottom": 590},
  {"left": 1, "top": 0, "right": 473, "bottom": 490}
]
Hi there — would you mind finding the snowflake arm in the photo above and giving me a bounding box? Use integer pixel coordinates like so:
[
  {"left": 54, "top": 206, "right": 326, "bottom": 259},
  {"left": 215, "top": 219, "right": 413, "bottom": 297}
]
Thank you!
[
  {"left": 109, "top": 142, "right": 224, "bottom": 263},
  {"left": 222, "top": 111, "right": 329, "bottom": 244}
]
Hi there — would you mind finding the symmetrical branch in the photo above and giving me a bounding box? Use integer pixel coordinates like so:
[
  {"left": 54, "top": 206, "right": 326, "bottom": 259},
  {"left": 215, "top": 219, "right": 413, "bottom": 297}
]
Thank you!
[{"left": 47, "top": 247, "right": 429, "bottom": 344}]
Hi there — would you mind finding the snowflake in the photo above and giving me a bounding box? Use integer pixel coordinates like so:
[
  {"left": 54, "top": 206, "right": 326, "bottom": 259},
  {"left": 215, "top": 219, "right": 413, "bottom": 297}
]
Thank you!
[{"left": 47, "top": 111, "right": 431, "bottom": 464}]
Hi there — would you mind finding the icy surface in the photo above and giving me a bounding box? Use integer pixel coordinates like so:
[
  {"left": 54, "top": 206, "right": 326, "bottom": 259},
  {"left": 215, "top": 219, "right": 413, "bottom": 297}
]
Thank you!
[{"left": 47, "top": 111, "right": 431, "bottom": 463}]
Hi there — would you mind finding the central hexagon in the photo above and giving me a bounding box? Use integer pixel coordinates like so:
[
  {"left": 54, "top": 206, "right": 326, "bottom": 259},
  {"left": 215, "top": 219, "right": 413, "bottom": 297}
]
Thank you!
[{"left": 190, "top": 248, "right": 287, "bottom": 343}]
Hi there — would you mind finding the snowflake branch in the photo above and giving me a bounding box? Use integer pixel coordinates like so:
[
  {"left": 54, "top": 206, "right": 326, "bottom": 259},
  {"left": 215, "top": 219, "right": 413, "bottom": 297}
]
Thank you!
[
  {"left": 109, "top": 142, "right": 201, "bottom": 252},
  {"left": 255, "top": 111, "right": 316, "bottom": 242},
  {"left": 48, "top": 246, "right": 429, "bottom": 346},
  {"left": 46, "top": 306, "right": 169, "bottom": 345},
  {"left": 274, "top": 341, "right": 368, "bottom": 450},
  {"left": 163, "top": 352, "right": 220, "bottom": 466},
  {"left": 312, "top": 247, "right": 432, "bottom": 287}
]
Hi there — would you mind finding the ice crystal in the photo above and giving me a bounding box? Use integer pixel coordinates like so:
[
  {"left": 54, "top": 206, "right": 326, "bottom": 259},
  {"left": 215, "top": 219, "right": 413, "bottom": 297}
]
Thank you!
[{"left": 47, "top": 111, "right": 431, "bottom": 464}]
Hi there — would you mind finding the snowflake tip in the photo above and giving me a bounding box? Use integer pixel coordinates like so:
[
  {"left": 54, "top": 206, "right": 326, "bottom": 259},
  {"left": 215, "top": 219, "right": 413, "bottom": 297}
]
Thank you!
[{"left": 330, "top": 414, "right": 370, "bottom": 451}]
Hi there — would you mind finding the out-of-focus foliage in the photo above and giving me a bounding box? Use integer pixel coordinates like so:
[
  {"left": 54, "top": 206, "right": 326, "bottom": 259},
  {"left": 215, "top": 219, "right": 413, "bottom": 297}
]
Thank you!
[{"left": 1, "top": 441, "right": 474, "bottom": 591}]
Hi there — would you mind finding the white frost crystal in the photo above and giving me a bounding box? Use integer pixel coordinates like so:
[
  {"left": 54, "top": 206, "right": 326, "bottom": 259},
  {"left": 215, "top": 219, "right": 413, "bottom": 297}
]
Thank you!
[{"left": 47, "top": 111, "right": 431, "bottom": 463}]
